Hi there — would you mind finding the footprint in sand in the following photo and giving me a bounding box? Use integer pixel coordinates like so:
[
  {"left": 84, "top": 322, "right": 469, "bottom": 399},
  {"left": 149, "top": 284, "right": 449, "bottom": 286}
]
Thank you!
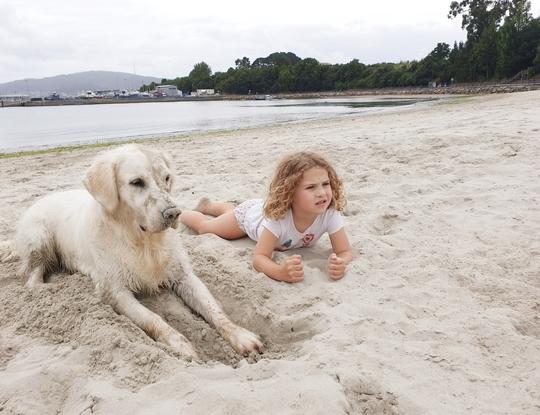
[{"left": 370, "top": 210, "right": 410, "bottom": 236}]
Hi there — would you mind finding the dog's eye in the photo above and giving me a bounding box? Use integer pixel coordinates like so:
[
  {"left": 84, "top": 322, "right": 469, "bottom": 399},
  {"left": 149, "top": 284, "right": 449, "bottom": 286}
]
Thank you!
[
  {"left": 130, "top": 178, "right": 145, "bottom": 188},
  {"left": 165, "top": 175, "right": 170, "bottom": 182}
]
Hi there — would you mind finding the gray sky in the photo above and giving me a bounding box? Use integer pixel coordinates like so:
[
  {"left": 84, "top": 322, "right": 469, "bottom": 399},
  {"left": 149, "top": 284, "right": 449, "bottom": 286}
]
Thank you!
[{"left": 1, "top": 0, "right": 538, "bottom": 84}]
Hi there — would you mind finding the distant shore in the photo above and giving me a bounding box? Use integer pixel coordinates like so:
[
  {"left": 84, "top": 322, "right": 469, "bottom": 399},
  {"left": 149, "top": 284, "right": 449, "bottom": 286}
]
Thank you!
[{"left": 2, "top": 81, "right": 539, "bottom": 108}]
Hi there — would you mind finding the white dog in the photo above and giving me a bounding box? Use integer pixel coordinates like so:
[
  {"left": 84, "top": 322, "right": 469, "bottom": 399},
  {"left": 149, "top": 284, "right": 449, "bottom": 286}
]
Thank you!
[{"left": 0, "top": 144, "right": 262, "bottom": 359}]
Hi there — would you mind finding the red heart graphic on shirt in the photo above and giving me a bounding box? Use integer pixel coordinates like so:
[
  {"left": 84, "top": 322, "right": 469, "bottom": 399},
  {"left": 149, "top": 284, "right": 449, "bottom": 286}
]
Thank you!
[{"left": 302, "top": 233, "right": 315, "bottom": 246}]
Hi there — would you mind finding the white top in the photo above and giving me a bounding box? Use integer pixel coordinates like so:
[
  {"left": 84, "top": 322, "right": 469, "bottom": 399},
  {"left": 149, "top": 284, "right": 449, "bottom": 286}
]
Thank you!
[{"left": 236, "top": 199, "right": 343, "bottom": 251}]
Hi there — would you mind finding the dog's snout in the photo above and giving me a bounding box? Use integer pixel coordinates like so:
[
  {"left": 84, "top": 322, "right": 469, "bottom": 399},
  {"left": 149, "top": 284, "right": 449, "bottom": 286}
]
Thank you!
[{"left": 163, "top": 207, "right": 181, "bottom": 222}]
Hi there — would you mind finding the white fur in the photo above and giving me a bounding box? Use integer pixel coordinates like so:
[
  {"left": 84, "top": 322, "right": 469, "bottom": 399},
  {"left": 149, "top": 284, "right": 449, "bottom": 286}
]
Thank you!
[{"left": 3, "top": 144, "right": 261, "bottom": 359}]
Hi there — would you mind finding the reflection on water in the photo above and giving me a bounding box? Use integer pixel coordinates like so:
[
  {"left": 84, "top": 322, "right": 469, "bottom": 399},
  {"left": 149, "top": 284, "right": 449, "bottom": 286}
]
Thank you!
[
  {"left": 0, "top": 96, "right": 436, "bottom": 153},
  {"left": 266, "top": 98, "right": 434, "bottom": 109}
]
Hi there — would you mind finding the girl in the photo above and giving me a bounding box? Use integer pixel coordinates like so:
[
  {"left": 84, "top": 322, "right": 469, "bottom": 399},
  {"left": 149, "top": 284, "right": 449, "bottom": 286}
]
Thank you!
[{"left": 180, "top": 152, "right": 352, "bottom": 283}]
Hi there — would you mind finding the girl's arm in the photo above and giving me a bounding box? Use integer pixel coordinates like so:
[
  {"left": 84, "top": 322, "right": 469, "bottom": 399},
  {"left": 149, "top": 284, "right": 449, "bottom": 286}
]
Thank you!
[
  {"left": 327, "top": 228, "right": 353, "bottom": 280},
  {"left": 252, "top": 228, "right": 304, "bottom": 283}
]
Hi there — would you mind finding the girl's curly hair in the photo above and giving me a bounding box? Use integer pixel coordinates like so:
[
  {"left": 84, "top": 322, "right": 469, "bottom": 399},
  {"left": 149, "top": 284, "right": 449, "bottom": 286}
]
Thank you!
[{"left": 263, "top": 151, "right": 345, "bottom": 220}]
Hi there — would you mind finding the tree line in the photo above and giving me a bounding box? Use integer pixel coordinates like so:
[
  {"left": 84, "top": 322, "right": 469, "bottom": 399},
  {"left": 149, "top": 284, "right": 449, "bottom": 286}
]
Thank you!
[{"left": 141, "top": 0, "right": 540, "bottom": 94}]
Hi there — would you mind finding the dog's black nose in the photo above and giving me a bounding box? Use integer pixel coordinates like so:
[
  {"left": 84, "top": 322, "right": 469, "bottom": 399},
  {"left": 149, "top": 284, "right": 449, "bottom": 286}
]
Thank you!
[{"left": 163, "top": 207, "right": 181, "bottom": 222}]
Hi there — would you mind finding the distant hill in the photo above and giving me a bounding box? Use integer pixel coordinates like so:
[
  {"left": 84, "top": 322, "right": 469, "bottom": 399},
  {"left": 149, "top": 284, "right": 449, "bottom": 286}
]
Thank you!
[{"left": 0, "top": 71, "right": 162, "bottom": 96}]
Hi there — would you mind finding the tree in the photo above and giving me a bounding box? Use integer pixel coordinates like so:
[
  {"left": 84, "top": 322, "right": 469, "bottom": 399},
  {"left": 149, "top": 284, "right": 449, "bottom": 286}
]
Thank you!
[
  {"left": 447, "top": 1, "right": 514, "bottom": 80},
  {"left": 235, "top": 57, "right": 251, "bottom": 69},
  {"left": 496, "top": 2, "right": 537, "bottom": 77},
  {"left": 189, "top": 62, "right": 213, "bottom": 89},
  {"left": 291, "top": 58, "right": 323, "bottom": 91},
  {"left": 473, "top": 24, "right": 499, "bottom": 78},
  {"left": 448, "top": 0, "right": 510, "bottom": 42},
  {"left": 176, "top": 77, "right": 193, "bottom": 94},
  {"left": 275, "top": 67, "right": 295, "bottom": 92},
  {"left": 333, "top": 59, "right": 367, "bottom": 89},
  {"left": 252, "top": 52, "right": 301, "bottom": 68},
  {"left": 533, "top": 43, "right": 540, "bottom": 73}
]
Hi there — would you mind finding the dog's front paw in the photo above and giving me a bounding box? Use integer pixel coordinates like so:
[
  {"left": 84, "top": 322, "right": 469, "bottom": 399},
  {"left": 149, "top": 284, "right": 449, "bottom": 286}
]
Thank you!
[
  {"left": 163, "top": 332, "right": 199, "bottom": 361},
  {"left": 228, "top": 326, "right": 263, "bottom": 355}
]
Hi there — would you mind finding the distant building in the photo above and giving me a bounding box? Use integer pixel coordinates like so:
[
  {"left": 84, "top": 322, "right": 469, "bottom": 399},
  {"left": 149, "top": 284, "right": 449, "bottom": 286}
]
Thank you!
[
  {"left": 0, "top": 94, "right": 29, "bottom": 103},
  {"left": 156, "top": 85, "right": 179, "bottom": 97},
  {"left": 194, "top": 89, "right": 215, "bottom": 96}
]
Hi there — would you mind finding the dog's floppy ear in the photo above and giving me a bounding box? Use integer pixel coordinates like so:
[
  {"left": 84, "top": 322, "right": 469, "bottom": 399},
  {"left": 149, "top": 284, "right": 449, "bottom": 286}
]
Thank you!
[{"left": 83, "top": 154, "right": 119, "bottom": 213}]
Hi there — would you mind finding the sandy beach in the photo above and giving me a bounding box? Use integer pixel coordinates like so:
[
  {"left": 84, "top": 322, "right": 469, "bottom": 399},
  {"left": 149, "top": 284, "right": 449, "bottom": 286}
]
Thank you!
[{"left": 0, "top": 91, "right": 539, "bottom": 414}]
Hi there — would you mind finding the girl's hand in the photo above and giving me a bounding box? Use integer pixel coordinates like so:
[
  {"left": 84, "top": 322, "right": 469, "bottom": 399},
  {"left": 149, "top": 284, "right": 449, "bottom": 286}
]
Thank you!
[
  {"left": 281, "top": 254, "right": 304, "bottom": 283},
  {"left": 327, "top": 253, "right": 347, "bottom": 280}
]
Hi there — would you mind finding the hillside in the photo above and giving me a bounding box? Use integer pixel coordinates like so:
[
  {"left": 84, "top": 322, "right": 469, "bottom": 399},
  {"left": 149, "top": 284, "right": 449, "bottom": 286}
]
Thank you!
[{"left": 0, "top": 71, "right": 162, "bottom": 96}]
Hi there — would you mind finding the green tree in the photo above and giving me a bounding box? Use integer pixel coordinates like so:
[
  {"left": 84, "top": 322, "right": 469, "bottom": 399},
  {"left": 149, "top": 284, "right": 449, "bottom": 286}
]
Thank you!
[
  {"left": 252, "top": 52, "right": 301, "bottom": 67},
  {"left": 235, "top": 57, "right": 251, "bottom": 69},
  {"left": 448, "top": 0, "right": 510, "bottom": 42},
  {"left": 473, "top": 24, "right": 499, "bottom": 78},
  {"left": 189, "top": 62, "right": 213, "bottom": 89},
  {"left": 533, "top": 43, "right": 540, "bottom": 73},
  {"left": 496, "top": 1, "right": 533, "bottom": 77},
  {"left": 176, "top": 76, "right": 193, "bottom": 94},
  {"left": 290, "top": 58, "right": 323, "bottom": 91},
  {"left": 448, "top": 41, "right": 471, "bottom": 81},
  {"left": 333, "top": 59, "right": 367, "bottom": 89},
  {"left": 448, "top": 1, "right": 513, "bottom": 80},
  {"left": 275, "top": 67, "right": 295, "bottom": 91}
]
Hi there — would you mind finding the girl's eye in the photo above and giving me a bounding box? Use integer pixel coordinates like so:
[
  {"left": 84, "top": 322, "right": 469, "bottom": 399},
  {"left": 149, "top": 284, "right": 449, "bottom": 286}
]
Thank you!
[
  {"left": 323, "top": 182, "right": 330, "bottom": 186},
  {"left": 306, "top": 185, "right": 314, "bottom": 190},
  {"left": 130, "top": 178, "right": 145, "bottom": 188}
]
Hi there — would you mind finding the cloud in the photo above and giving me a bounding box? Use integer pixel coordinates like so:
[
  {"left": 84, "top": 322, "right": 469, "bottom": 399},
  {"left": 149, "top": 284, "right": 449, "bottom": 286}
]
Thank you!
[{"left": 0, "top": 0, "right": 476, "bottom": 83}]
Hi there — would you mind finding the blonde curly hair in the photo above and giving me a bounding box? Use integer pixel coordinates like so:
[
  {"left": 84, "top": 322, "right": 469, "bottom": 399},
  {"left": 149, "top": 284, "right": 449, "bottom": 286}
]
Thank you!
[{"left": 263, "top": 151, "right": 345, "bottom": 220}]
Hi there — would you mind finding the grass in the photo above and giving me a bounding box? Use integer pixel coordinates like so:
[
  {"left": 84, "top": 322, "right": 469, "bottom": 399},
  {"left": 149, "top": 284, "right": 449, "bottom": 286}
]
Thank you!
[
  {"left": 0, "top": 116, "right": 309, "bottom": 159},
  {"left": 0, "top": 126, "right": 255, "bottom": 159},
  {"left": 0, "top": 141, "right": 125, "bottom": 159}
]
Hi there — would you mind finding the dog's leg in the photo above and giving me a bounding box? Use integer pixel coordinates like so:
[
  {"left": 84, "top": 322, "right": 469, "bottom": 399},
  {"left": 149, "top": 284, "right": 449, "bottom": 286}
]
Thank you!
[
  {"left": 171, "top": 272, "right": 262, "bottom": 355},
  {"left": 17, "top": 221, "right": 59, "bottom": 287},
  {"left": 26, "top": 264, "right": 46, "bottom": 287},
  {"left": 108, "top": 287, "right": 198, "bottom": 360}
]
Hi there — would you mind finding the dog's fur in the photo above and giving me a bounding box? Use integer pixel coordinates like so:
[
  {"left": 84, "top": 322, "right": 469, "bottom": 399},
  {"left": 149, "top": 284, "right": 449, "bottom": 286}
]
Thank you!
[{"left": 0, "top": 144, "right": 261, "bottom": 359}]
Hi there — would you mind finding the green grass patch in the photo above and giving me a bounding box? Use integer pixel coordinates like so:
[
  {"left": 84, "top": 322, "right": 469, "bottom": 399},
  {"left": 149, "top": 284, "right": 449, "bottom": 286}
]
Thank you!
[{"left": 0, "top": 122, "right": 288, "bottom": 159}]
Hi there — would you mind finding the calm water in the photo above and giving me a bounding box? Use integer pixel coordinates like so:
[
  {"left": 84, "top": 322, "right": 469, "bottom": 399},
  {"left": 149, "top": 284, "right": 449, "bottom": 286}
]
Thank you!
[{"left": 0, "top": 97, "right": 433, "bottom": 152}]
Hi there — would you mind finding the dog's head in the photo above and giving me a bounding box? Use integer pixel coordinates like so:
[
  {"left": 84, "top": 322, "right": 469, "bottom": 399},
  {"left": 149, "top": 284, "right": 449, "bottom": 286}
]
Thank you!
[{"left": 83, "top": 144, "right": 180, "bottom": 233}]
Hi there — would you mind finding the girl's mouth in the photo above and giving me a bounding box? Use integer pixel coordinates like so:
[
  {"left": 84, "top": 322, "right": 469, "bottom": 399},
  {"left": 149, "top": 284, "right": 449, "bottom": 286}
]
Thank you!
[{"left": 315, "top": 199, "right": 327, "bottom": 207}]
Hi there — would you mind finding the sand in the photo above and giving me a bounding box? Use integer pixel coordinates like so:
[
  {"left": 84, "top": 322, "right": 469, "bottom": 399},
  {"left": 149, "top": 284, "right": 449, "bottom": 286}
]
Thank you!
[{"left": 0, "top": 91, "right": 539, "bottom": 414}]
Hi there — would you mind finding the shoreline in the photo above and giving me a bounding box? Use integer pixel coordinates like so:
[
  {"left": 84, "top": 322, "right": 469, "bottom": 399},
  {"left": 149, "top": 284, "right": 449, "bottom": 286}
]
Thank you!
[
  {"left": 0, "top": 91, "right": 539, "bottom": 414},
  {"left": 0, "top": 94, "right": 450, "bottom": 157},
  {"left": 2, "top": 81, "right": 538, "bottom": 108},
  {"left": 0, "top": 94, "right": 448, "bottom": 156}
]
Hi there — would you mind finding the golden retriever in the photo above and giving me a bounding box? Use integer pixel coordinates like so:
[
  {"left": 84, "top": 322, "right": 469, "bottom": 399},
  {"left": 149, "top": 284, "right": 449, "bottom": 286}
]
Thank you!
[{"left": 0, "top": 144, "right": 262, "bottom": 359}]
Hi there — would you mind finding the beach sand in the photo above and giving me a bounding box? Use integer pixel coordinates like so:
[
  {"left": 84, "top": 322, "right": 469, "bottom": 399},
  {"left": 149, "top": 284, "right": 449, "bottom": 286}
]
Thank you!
[{"left": 0, "top": 91, "right": 539, "bottom": 414}]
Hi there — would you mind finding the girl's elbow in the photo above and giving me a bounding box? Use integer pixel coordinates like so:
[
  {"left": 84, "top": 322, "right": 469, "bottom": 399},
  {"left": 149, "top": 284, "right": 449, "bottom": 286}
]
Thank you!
[{"left": 251, "top": 255, "right": 262, "bottom": 271}]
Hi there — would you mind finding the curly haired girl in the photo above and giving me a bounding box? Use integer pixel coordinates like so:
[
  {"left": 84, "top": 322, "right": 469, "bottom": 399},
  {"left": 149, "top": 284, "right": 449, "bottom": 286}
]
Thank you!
[{"left": 180, "top": 151, "right": 352, "bottom": 283}]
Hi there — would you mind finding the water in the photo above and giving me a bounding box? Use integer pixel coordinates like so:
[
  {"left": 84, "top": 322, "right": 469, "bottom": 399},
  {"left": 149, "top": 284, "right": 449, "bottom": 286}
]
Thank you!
[{"left": 0, "top": 96, "right": 433, "bottom": 152}]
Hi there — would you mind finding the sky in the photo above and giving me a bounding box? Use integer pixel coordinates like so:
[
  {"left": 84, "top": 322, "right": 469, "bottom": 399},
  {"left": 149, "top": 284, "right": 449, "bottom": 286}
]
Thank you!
[{"left": 1, "top": 0, "right": 539, "bottom": 84}]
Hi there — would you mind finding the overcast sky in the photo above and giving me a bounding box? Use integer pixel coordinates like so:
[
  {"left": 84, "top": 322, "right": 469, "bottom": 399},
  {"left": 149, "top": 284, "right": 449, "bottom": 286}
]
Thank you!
[{"left": 1, "top": 0, "right": 539, "bottom": 84}]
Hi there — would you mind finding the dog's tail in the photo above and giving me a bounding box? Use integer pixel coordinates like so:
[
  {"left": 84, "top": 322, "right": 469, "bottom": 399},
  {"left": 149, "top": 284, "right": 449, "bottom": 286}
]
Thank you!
[{"left": 0, "top": 240, "right": 17, "bottom": 262}]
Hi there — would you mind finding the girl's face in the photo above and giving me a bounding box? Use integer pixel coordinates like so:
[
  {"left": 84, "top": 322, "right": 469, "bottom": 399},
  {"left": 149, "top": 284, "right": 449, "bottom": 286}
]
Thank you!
[{"left": 291, "top": 167, "right": 333, "bottom": 216}]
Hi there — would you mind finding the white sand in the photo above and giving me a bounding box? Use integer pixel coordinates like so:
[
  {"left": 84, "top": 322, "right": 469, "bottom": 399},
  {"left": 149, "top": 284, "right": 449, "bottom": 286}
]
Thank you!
[{"left": 0, "top": 91, "right": 539, "bottom": 414}]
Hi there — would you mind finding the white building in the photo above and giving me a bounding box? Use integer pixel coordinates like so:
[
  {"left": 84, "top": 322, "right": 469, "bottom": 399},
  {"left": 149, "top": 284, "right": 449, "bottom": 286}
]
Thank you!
[
  {"left": 194, "top": 89, "right": 215, "bottom": 96},
  {"left": 156, "top": 85, "right": 180, "bottom": 97}
]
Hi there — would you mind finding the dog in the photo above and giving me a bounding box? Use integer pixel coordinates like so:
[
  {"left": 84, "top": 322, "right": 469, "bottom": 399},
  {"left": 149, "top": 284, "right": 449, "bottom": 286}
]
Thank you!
[{"left": 0, "top": 144, "right": 262, "bottom": 359}]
